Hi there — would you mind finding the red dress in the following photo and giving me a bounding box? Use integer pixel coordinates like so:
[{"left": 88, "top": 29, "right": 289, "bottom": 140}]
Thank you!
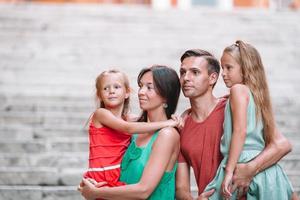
[{"left": 84, "top": 121, "right": 131, "bottom": 187}]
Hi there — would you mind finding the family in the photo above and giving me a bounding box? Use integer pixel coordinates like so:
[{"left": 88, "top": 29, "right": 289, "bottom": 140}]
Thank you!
[{"left": 77, "top": 40, "right": 298, "bottom": 200}]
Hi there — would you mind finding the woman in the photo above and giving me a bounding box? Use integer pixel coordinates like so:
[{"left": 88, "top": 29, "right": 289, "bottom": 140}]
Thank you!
[{"left": 78, "top": 65, "right": 181, "bottom": 200}]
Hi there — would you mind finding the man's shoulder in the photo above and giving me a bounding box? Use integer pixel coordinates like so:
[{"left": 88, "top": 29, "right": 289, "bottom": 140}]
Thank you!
[
  {"left": 217, "top": 96, "right": 228, "bottom": 108},
  {"left": 180, "top": 108, "right": 191, "bottom": 118}
]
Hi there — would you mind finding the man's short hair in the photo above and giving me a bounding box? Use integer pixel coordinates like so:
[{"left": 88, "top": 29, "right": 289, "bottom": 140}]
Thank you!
[{"left": 180, "top": 49, "right": 220, "bottom": 75}]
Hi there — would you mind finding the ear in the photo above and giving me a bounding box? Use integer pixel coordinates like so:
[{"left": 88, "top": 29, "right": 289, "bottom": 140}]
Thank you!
[
  {"left": 125, "top": 88, "right": 130, "bottom": 99},
  {"left": 209, "top": 72, "right": 219, "bottom": 86}
]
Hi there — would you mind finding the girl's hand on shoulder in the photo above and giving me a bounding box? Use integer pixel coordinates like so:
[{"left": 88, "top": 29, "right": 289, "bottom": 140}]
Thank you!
[
  {"left": 221, "top": 172, "right": 233, "bottom": 199},
  {"left": 166, "top": 118, "right": 178, "bottom": 128},
  {"left": 171, "top": 114, "right": 185, "bottom": 130}
]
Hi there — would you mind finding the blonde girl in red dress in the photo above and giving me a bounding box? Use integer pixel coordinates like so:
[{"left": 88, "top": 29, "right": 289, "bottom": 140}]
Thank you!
[{"left": 83, "top": 69, "right": 177, "bottom": 188}]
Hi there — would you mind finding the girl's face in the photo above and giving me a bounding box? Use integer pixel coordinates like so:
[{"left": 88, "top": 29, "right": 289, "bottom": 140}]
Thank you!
[
  {"left": 221, "top": 52, "right": 243, "bottom": 88},
  {"left": 99, "top": 73, "right": 129, "bottom": 109},
  {"left": 138, "top": 71, "right": 165, "bottom": 112}
]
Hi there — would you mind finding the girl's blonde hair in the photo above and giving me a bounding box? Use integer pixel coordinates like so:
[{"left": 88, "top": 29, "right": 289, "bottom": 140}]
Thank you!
[
  {"left": 224, "top": 40, "right": 275, "bottom": 144},
  {"left": 95, "top": 69, "right": 130, "bottom": 119}
]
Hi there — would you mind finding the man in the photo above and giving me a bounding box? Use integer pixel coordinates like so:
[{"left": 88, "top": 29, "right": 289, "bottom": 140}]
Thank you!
[{"left": 176, "top": 49, "right": 292, "bottom": 200}]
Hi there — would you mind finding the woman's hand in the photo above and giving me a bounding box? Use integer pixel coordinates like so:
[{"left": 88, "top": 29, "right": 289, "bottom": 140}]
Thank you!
[
  {"left": 221, "top": 172, "right": 233, "bottom": 199},
  {"left": 77, "top": 178, "right": 107, "bottom": 200}
]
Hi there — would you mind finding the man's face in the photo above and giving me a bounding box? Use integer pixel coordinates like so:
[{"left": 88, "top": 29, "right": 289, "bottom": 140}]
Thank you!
[{"left": 179, "top": 56, "right": 212, "bottom": 98}]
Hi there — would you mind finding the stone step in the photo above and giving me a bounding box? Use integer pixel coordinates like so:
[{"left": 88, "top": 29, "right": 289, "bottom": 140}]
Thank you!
[
  {"left": 286, "top": 171, "right": 300, "bottom": 187},
  {"left": 0, "top": 97, "right": 92, "bottom": 110},
  {"left": 0, "top": 126, "right": 87, "bottom": 140},
  {"left": 0, "top": 152, "right": 87, "bottom": 168},
  {"left": 0, "top": 137, "right": 88, "bottom": 153},
  {"left": 280, "top": 155, "right": 300, "bottom": 171},
  {"left": 0, "top": 102, "right": 93, "bottom": 113},
  {"left": 0, "top": 114, "right": 90, "bottom": 128},
  {"left": 0, "top": 186, "right": 81, "bottom": 200},
  {"left": 0, "top": 167, "right": 84, "bottom": 186},
  {"left": 0, "top": 111, "right": 88, "bottom": 126}
]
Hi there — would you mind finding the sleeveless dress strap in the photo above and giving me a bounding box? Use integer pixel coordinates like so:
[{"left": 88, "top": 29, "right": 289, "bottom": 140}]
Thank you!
[{"left": 147, "top": 131, "right": 159, "bottom": 148}]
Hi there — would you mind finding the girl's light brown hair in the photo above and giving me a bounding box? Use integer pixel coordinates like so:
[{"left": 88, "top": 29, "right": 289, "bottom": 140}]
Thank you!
[
  {"left": 224, "top": 40, "right": 275, "bottom": 144},
  {"left": 95, "top": 69, "right": 130, "bottom": 119}
]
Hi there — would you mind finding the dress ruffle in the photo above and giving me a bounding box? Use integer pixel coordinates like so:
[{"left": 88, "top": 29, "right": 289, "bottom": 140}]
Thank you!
[{"left": 121, "top": 141, "right": 142, "bottom": 171}]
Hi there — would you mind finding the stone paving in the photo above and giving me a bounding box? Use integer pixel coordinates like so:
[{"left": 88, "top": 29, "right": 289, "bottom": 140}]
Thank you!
[{"left": 0, "top": 3, "right": 299, "bottom": 199}]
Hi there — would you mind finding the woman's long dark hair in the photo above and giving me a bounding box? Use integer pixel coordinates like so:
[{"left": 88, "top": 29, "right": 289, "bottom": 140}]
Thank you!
[{"left": 137, "top": 65, "right": 181, "bottom": 122}]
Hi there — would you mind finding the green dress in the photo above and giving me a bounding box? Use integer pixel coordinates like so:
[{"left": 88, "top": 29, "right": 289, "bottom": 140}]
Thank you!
[
  {"left": 205, "top": 91, "right": 293, "bottom": 200},
  {"left": 120, "top": 131, "right": 177, "bottom": 200}
]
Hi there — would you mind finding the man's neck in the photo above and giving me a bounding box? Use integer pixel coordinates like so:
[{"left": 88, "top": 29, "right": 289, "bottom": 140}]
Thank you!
[{"left": 189, "top": 92, "right": 218, "bottom": 123}]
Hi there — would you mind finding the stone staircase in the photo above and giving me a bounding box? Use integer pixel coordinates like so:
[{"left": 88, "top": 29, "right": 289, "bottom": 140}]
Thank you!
[{"left": 0, "top": 3, "right": 299, "bottom": 199}]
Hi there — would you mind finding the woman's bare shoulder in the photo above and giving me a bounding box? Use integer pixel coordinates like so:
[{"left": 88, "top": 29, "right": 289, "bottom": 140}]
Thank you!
[{"left": 157, "top": 127, "right": 180, "bottom": 142}]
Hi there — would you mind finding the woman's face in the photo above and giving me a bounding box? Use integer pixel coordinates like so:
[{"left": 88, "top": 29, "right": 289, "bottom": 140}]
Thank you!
[{"left": 138, "top": 71, "right": 165, "bottom": 112}]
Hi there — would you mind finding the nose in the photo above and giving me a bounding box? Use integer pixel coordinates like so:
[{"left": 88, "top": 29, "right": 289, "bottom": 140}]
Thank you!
[
  {"left": 138, "top": 85, "right": 146, "bottom": 96},
  {"left": 108, "top": 87, "right": 115, "bottom": 94},
  {"left": 182, "top": 71, "right": 191, "bottom": 82},
  {"left": 221, "top": 69, "right": 226, "bottom": 78}
]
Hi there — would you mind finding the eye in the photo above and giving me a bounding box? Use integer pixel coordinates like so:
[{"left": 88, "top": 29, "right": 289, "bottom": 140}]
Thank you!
[
  {"left": 114, "top": 85, "right": 121, "bottom": 89},
  {"left": 223, "top": 65, "right": 232, "bottom": 71},
  {"left": 103, "top": 87, "right": 109, "bottom": 91},
  {"left": 192, "top": 69, "right": 200, "bottom": 75},
  {"left": 226, "top": 66, "right": 232, "bottom": 70},
  {"left": 179, "top": 69, "right": 186, "bottom": 76}
]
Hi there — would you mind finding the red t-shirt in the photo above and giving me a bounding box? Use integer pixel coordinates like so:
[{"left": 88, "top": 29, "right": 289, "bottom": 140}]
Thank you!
[{"left": 178, "top": 98, "right": 226, "bottom": 194}]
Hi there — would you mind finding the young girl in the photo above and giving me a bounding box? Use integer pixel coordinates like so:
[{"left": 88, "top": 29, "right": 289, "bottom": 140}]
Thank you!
[
  {"left": 204, "top": 40, "right": 296, "bottom": 200},
  {"left": 83, "top": 69, "right": 177, "bottom": 188}
]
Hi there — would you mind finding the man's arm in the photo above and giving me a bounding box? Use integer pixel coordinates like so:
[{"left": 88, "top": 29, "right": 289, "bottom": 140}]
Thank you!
[
  {"left": 176, "top": 163, "right": 193, "bottom": 200},
  {"left": 232, "top": 128, "right": 292, "bottom": 194},
  {"left": 250, "top": 128, "right": 291, "bottom": 172}
]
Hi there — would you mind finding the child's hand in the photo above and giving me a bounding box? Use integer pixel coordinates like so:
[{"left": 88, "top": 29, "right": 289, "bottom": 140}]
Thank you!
[
  {"left": 167, "top": 116, "right": 179, "bottom": 127},
  {"left": 86, "top": 178, "right": 107, "bottom": 188},
  {"left": 171, "top": 114, "right": 184, "bottom": 130},
  {"left": 221, "top": 172, "right": 233, "bottom": 199},
  {"left": 86, "top": 178, "right": 98, "bottom": 185}
]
